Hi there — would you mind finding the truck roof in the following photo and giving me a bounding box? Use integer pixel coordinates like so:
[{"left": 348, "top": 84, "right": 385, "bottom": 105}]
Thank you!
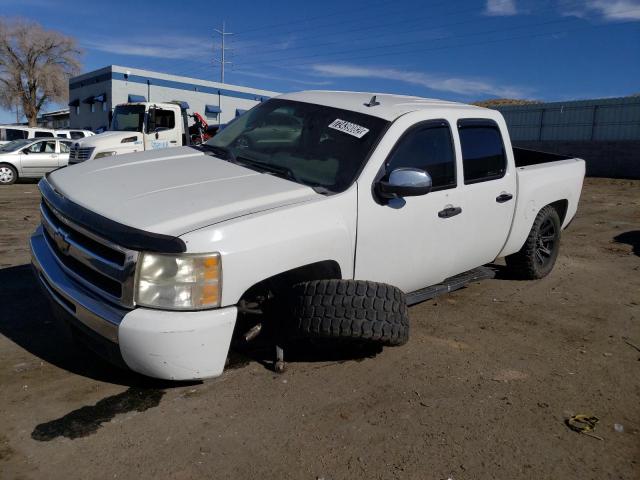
[{"left": 277, "top": 90, "right": 489, "bottom": 121}]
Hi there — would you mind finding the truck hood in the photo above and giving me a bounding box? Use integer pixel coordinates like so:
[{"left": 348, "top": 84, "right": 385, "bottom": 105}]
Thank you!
[
  {"left": 74, "top": 131, "right": 142, "bottom": 148},
  {"left": 48, "top": 147, "right": 320, "bottom": 237}
]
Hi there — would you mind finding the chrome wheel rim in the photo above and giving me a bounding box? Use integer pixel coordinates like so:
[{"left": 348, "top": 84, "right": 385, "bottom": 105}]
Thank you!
[
  {"left": 535, "top": 218, "right": 556, "bottom": 266},
  {"left": 0, "top": 166, "right": 14, "bottom": 184}
]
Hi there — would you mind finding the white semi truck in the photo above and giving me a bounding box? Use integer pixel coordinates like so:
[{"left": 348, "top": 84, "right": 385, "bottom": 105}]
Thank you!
[
  {"left": 31, "top": 91, "right": 585, "bottom": 380},
  {"left": 67, "top": 101, "right": 193, "bottom": 163}
]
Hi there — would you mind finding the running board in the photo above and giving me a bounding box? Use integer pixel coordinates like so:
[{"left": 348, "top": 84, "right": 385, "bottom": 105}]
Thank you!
[{"left": 405, "top": 266, "right": 496, "bottom": 306}]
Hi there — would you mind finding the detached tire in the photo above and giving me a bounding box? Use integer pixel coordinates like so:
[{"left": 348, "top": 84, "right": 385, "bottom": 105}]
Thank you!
[
  {"left": 505, "top": 205, "right": 561, "bottom": 279},
  {"left": 290, "top": 280, "right": 409, "bottom": 346}
]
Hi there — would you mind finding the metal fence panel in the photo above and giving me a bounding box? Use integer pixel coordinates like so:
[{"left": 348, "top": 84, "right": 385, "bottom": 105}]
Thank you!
[{"left": 493, "top": 97, "right": 640, "bottom": 142}]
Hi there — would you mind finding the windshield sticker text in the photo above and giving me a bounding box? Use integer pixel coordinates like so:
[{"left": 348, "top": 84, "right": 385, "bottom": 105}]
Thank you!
[{"left": 328, "top": 119, "right": 370, "bottom": 139}]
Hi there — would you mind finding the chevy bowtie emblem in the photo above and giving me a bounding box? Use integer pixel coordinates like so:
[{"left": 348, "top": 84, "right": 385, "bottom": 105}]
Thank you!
[{"left": 54, "top": 230, "right": 71, "bottom": 254}]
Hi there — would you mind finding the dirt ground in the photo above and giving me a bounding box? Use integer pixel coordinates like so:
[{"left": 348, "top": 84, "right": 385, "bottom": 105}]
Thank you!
[{"left": 0, "top": 178, "right": 638, "bottom": 480}]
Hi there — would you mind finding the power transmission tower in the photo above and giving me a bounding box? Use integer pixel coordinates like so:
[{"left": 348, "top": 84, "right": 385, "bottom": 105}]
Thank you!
[{"left": 213, "top": 21, "right": 233, "bottom": 83}]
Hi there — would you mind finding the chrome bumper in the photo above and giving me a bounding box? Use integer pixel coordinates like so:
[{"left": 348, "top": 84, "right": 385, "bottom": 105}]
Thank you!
[{"left": 30, "top": 226, "right": 127, "bottom": 344}]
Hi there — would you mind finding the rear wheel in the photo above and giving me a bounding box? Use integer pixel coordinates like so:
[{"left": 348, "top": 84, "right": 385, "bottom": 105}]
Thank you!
[
  {"left": 505, "top": 205, "right": 561, "bottom": 279},
  {"left": 0, "top": 164, "right": 17, "bottom": 185}
]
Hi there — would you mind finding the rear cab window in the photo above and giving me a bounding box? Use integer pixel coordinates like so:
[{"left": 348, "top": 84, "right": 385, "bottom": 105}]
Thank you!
[{"left": 457, "top": 119, "right": 507, "bottom": 184}]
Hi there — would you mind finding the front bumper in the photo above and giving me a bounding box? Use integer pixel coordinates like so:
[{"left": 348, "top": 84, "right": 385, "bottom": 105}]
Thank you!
[{"left": 30, "top": 227, "right": 237, "bottom": 380}]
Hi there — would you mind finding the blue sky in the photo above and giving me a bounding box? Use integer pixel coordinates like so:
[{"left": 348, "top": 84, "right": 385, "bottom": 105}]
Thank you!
[{"left": 1, "top": 0, "right": 639, "bottom": 123}]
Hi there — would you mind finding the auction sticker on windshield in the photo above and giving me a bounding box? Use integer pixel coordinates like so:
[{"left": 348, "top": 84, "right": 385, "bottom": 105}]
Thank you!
[{"left": 328, "top": 119, "right": 370, "bottom": 138}]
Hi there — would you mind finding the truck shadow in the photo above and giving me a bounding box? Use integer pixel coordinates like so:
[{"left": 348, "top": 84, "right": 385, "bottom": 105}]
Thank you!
[
  {"left": 0, "top": 264, "right": 180, "bottom": 388},
  {"left": 0, "top": 264, "right": 379, "bottom": 383},
  {"left": 231, "top": 335, "right": 383, "bottom": 373},
  {"left": 614, "top": 230, "right": 640, "bottom": 256}
]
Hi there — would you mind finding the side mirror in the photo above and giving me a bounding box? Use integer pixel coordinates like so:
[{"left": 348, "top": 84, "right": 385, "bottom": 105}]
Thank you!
[{"left": 377, "top": 168, "right": 432, "bottom": 199}]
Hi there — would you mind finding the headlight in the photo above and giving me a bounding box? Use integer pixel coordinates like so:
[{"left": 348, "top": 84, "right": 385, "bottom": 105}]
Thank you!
[
  {"left": 94, "top": 151, "right": 117, "bottom": 159},
  {"left": 135, "top": 252, "right": 221, "bottom": 310}
]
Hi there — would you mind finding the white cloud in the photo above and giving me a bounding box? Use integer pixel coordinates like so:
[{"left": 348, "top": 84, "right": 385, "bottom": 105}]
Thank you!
[
  {"left": 585, "top": 0, "right": 640, "bottom": 20},
  {"left": 561, "top": 0, "right": 640, "bottom": 21},
  {"left": 484, "top": 0, "right": 518, "bottom": 16},
  {"left": 310, "top": 64, "right": 529, "bottom": 98},
  {"left": 83, "top": 36, "right": 210, "bottom": 60}
]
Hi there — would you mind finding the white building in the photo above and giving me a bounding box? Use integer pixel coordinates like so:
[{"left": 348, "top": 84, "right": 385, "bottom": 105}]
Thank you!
[{"left": 68, "top": 65, "right": 279, "bottom": 131}]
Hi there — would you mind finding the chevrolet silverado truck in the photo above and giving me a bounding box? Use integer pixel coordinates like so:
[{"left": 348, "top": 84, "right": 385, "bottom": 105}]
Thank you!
[
  {"left": 30, "top": 91, "right": 585, "bottom": 380},
  {"left": 67, "top": 101, "right": 192, "bottom": 163}
]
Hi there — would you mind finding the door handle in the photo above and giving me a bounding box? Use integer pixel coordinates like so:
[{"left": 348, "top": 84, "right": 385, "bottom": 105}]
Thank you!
[
  {"left": 496, "top": 193, "right": 513, "bottom": 203},
  {"left": 170, "top": 140, "right": 177, "bottom": 144},
  {"left": 438, "top": 206, "right": 462, "bottom": 218}
]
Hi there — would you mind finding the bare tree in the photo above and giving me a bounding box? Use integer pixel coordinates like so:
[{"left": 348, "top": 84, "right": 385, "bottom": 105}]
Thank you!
[{"left": 0, "top": 18, "right": 81, "bottom": 126}]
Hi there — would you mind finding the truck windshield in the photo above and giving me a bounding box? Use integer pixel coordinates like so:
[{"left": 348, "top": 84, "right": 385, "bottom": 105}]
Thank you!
[
  {"left": 111, "top": 105, "right": 146, "bottom": 132},
  {"left": 205, "top": 99, "right": 389, "bottom": 192}
]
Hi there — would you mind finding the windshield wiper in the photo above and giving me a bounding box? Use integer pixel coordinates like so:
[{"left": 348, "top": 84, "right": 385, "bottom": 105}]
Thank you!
[
  {"left": 235, "top": 155, "right": 302, "bottom": 183},
  {"left": 196, "top": 144, "right": 236, "bottom": 161}
]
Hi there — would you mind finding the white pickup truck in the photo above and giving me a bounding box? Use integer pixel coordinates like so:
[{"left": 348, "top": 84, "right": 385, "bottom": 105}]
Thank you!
[
  {"left": 30, "top": 91, "right": 585, "bottom": 380},
  {"left": 67, "top": 101, "right": 191, "bottom": 163}
]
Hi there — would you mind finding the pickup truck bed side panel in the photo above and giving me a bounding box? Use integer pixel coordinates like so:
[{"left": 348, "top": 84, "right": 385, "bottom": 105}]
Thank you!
[
  {"left": 498, "top": 158, "right": 585, "bottom": 258},
  {"left": 180, "top": 188, "right": 358, "bottom": 306}
]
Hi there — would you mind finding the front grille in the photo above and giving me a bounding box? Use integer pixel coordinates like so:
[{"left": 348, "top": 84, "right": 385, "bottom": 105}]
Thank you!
[
  {"left": 69, "top": 145, "right": 95, "bottom": 163},
  {"left": 40, "top": 201, "right": 138, "bottom": 307}
]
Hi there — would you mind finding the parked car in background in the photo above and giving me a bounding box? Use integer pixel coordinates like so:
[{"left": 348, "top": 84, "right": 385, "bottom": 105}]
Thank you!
[
  {"left": 55, "top": 129, "right": 95, "bottom": 140},
  {"left": 0, "top": 126, "right": 56, "bottom": 146},
  {"left": 0, "top": 138, "right": 72, "bottom": 184}
]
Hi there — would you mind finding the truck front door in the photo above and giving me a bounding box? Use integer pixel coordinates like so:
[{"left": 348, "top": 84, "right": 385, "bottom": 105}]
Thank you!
[
  {"left": 355, "top": 119, "right": 462, "bottom": 293},
  {"left": 144, "top": 107, "right": 179, "bottom": 150}
]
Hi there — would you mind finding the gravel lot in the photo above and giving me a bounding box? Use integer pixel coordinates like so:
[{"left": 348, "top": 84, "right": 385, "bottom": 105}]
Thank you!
[{"left": 0, "top": 178, "right": 638, "bottom": 480}]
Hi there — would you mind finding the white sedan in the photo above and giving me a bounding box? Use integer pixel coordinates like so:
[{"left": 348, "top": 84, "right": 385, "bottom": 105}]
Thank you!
[{"left": 0, "top": 138, "right": 73, "bottom": 185}]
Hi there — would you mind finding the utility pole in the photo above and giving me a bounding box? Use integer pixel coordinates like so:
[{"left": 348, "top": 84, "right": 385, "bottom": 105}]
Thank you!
[{"left": 213, "top": 21, "right": 233, "bottom": 84}]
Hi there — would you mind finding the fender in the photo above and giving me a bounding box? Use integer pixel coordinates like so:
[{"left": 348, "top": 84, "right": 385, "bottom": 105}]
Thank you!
[{"left": 180, "top": 186, "right": 358, "bottom": 306}]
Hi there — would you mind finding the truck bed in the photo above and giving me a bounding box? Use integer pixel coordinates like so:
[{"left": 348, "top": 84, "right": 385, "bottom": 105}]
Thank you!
[
  {"left": 513, "top": 147, "right": 573, "bottom": 167},
  {"left": 498, "top": 151, "right": 586, "bottom": 259}
]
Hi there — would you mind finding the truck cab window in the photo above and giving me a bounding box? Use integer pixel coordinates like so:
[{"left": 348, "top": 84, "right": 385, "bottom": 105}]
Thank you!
[
  {"left": 385, "top": 123, "right": 456, "bottom": 191},
  {"left": 458, "top": 120, "right": 506, "bottom": 184},
  {"left": 148, "top": 109, "right": 175, "bottom": 132}
]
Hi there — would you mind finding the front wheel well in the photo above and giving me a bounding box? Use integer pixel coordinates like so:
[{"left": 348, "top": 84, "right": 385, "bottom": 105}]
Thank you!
[{"left": 238, "top": 260, "right": 342, "bottom": 303}]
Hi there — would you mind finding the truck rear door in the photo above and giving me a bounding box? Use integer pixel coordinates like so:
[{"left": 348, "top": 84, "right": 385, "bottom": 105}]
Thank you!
[{"left": 450, "top": 119, "right": 517, "bottom": 272}]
